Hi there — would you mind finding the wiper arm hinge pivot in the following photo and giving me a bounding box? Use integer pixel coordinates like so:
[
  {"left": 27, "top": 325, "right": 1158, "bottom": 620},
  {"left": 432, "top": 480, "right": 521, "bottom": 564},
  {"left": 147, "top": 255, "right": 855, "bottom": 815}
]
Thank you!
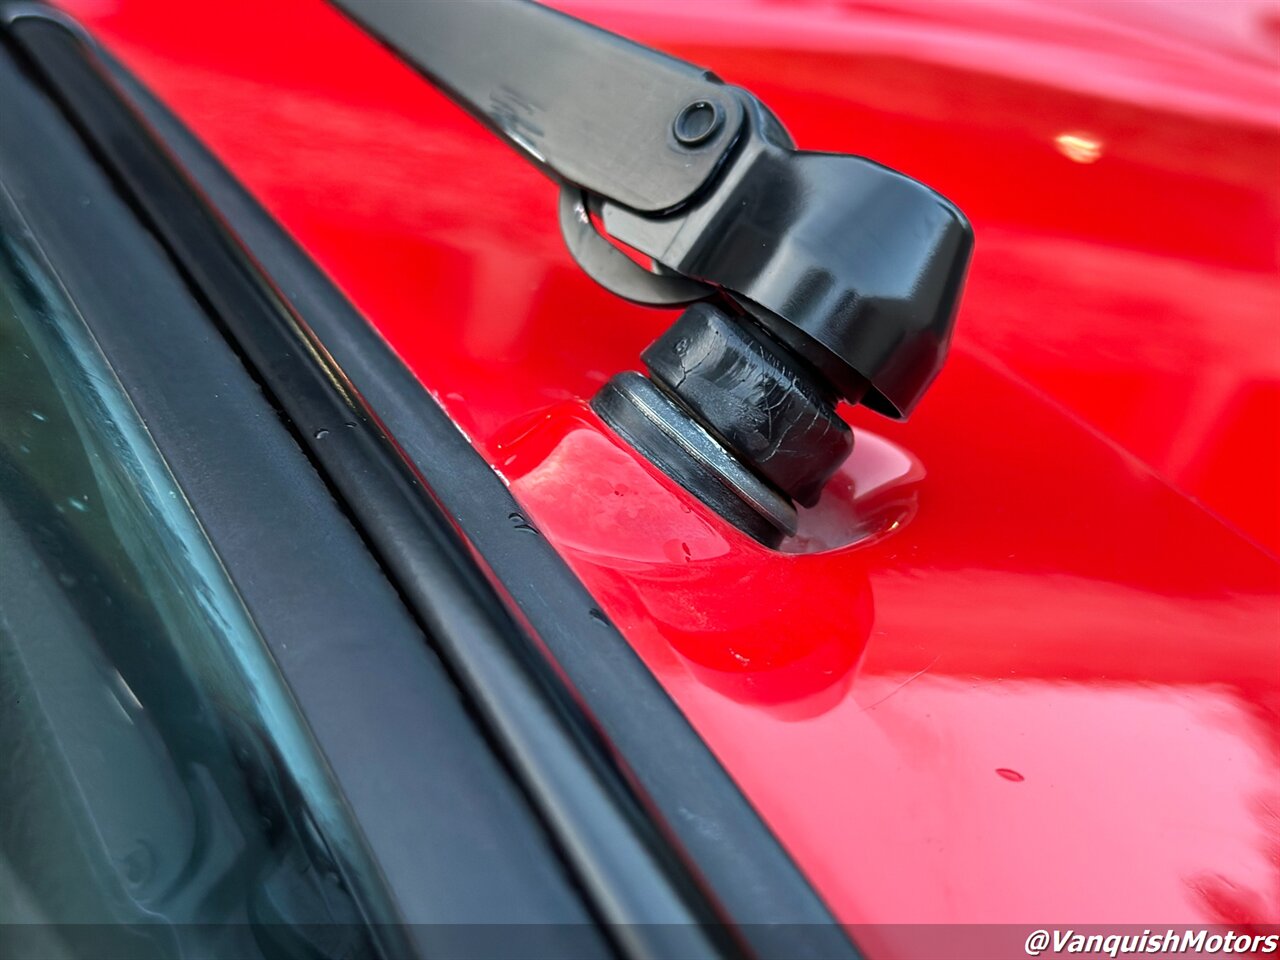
[{"left": 335, "top": 0, "right": 974, "bottom": 544}]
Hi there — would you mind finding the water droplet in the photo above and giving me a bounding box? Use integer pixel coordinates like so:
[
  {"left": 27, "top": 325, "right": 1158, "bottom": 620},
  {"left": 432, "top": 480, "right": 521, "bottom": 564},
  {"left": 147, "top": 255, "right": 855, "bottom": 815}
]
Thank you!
[
  {"left": 995, "top": 768, "right": 1025, "bottom": 782},
  {"left": 662, "top": 538, "right": 696, "bottom": 563},
  {"left": 508, "top": 512, "right": 537, "bottom": 534},
  {"left": 29, "top": 410, "right": 46, "bottom": 422},
  {"left": 314, "top": 428, "right": 330, "bottom": 440},
  {"left": 68, "top": 496, "right": 89, "bottom": 513}
]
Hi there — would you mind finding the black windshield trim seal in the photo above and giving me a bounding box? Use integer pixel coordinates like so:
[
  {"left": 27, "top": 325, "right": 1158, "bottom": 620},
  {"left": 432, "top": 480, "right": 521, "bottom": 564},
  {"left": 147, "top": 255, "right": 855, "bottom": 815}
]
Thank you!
[
  {"left": 0, "top": 30, "right": 617, "bottom": 960},
  {"left": 2, "top": 9, "right": 862, "bottom": 960},
  {"left": 2, "top": 11, "right": 736, "bottom": 959}
]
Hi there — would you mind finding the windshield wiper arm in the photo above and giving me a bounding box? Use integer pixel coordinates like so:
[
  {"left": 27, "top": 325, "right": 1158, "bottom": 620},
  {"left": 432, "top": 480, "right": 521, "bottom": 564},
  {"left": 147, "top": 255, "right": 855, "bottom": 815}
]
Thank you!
[{"left": 334, "top": 0, "right": 974, "bottom": 544}]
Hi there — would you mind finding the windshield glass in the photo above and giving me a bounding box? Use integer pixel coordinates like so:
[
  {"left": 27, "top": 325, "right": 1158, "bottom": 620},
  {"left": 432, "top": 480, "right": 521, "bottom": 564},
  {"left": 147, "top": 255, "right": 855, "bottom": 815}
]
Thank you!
[{"left": 0, "top": 185, "right": 380, "bottom": 960}]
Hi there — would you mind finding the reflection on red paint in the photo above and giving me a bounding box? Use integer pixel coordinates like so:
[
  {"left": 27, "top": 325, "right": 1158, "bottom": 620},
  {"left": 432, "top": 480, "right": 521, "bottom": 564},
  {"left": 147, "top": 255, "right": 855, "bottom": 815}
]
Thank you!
[
  {"left": 784, "top": 426, "right": 925, "bottom": 555},
  {"left": 55, "top": 0, "right": 1280, "bottom": 947},
  {"left": 496, "top": 404, "right": 913, "bottom": 715}
]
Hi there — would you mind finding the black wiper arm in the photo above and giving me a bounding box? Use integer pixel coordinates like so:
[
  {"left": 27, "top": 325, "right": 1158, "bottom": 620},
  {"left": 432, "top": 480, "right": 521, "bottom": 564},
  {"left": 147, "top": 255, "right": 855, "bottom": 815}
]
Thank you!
[
  {"left": 344, "top": 0, "right": 743, "bottom": 215},
  {"left": 334, "top": 0, "right": 974, "bottom": 545}
]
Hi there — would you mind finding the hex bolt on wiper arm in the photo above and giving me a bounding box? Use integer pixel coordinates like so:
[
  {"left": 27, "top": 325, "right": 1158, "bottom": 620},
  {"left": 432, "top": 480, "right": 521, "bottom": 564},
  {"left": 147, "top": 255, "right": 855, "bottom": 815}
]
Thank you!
[{"left": 334, "top": 0, "right": 973, "bottom": 546}]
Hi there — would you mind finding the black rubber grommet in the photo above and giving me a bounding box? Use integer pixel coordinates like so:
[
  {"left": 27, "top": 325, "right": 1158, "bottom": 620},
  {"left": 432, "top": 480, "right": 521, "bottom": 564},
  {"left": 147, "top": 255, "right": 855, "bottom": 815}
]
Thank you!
[{"left": 643, "top": 304, "right": 852, "bottom": 507}]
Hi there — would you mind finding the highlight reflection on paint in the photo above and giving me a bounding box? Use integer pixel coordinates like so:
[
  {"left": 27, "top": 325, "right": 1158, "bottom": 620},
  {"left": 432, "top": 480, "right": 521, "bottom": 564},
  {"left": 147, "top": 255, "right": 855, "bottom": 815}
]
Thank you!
[{"left": 1054, "top": 132, "right": 1104, "bottom": 164}]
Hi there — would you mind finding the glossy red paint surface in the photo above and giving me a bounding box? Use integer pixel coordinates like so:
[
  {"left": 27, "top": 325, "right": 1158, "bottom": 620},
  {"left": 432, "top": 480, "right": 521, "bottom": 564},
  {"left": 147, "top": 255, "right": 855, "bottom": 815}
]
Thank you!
[{"left": 57, "top": 0, "right": 1280, "bottom": 945}]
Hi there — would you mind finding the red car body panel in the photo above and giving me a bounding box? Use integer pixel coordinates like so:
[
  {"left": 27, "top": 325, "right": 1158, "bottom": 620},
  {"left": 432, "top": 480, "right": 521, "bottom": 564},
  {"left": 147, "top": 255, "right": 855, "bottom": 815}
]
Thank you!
[{"left": 57, "top": 0, "right": 1280, "bottom": 945}]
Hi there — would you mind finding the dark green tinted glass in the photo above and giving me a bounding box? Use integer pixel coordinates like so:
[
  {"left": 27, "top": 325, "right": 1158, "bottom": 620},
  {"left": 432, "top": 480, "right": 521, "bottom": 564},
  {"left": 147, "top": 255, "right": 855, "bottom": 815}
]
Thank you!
[{"left": 0, "top": 186, "right": 379, "bottom": 959}]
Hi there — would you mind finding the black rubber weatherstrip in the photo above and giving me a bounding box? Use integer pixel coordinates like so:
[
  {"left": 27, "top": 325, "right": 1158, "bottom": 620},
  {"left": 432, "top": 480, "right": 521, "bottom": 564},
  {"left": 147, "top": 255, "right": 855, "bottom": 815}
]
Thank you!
[
  {"left": 1, "top": 11, "right": 732, "bottom": 960},
  {"left": 2, "top": 12, "right": 735, "bottom": 960},
  {"left": 5, "top": 8, "right": 862, "bottom": 960},
  {"left": 0, "top": 33, "right": 611, "bottom": 960}
]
